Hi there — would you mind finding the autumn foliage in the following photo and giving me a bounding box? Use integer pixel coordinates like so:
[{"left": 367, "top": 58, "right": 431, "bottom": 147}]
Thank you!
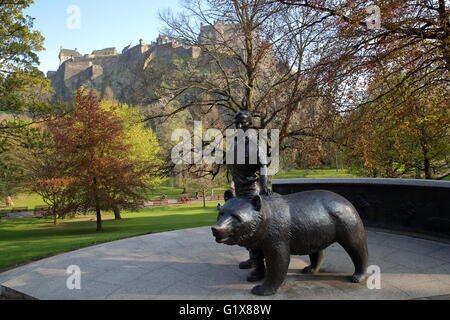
[
  {"left": 340, "top": 75, "right": 449, "bottom": 179},
  {"left": 36, "top": 89, "right": 158, "bottom": 231}
]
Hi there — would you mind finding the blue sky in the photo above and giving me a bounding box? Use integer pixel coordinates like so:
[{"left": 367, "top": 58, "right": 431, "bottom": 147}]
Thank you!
[{"left": 25, "top": 0, "right": 182, "bottom": 74}]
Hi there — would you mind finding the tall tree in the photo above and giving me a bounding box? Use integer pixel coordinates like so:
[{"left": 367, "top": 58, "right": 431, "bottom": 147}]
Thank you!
[
  {"left": 43, "top": 90, "right": 159, "bottom": 231},
  {"left": 279, "top": 0, "right": 449, "bottom": 111},
  {"left": 138, "top": 0, "right": 339, "bottom": 180},
  {"left": 0, "top": 122, "right": 52, "bottom": 203},
  {"left": 154, "top": 0, "right": 335, "bottom": 136},
  {"left": 101, "top": 101, "right": 163, "bottom": 219},
  {"left": 0, "top": 0, "right": 54, "bottom": 130},
  {"left": 0, "top": 0, "right": 57, "bottom": 195},
  {"left": 341, "top": 74, "right": 449, "bottom": 179}
]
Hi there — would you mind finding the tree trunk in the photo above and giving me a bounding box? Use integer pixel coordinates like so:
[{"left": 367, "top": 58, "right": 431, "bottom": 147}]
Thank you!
[
  {"left": 113, "top": 207, "right": 122, "bottom": 220},
  {"left": 420, "top": 130, "right": 432, "bottom": 179},
  {"left": 96, "top": 207, "right": 102, "bottom": 232},
  {"left": 202, "top": 191, "right": 206, "bottom": 208},
  {"left": 423, "top": 156, "right": 432, "bottom": 179},
  {"left": 93, "top": 177, "right": 102, "bottom": 231}
]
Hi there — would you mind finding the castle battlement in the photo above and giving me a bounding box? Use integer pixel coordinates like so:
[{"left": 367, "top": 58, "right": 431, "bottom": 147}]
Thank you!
[
  {"left": 56, "top": 35, "right": 185, "bottom": 65},
  {"left": 48, "top": 35, "right": 201, "bottom": 102},
  {"left": 47, "top": 24, "right": 243, "bottom": 103},
  {"left": 58, "top": 47, "right": 118, "bottom": 65}
]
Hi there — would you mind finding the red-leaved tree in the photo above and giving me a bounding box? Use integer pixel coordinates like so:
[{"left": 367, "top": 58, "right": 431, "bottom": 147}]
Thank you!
[{"left": 42, "top": 89, "right": 153, "bottom": 231}]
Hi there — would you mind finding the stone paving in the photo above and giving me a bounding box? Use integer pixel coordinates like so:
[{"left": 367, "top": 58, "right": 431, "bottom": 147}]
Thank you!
[{"left": 1, "top": 227, "right": 449, "bottom": 300}]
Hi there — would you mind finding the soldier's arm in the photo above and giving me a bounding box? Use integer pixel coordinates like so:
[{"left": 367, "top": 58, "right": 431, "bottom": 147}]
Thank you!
[
  {"left": 260, "top": 165, "right": 272, "bottom": 196},
  {"left": 258, "top": 134, "right": 272, "bottom": 196}
]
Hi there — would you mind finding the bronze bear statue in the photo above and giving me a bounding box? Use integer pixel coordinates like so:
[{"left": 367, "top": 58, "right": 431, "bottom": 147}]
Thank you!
[{"left": 211, "top": 190, "right": 369, "bottom": 296}]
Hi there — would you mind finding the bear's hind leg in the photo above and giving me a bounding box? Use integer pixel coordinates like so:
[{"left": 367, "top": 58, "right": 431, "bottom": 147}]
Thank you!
[
  {"left": 339, "top": 235, "right": 368, "bottom": 283},
  {"left": 302, "top": 250, "right": 324, "bottom": 274}
]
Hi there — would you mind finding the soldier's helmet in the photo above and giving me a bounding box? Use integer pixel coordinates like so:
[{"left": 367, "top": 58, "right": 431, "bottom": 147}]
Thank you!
[{"left": 234, "top": 111, "right": 253, "bottom": 130}]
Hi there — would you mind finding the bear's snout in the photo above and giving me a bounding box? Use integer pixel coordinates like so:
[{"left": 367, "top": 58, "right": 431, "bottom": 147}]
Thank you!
[
  {"left": 211, "top": 225, "right": 225, "bottom": 238},
  {"left": 211, "top": 225, "right": 233, "bottom": 243}
]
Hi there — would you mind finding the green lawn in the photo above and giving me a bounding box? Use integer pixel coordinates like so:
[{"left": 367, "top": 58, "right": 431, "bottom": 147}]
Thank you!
[
  {"left": 2, "top": 169, "right": 356, "bottom": 208},
  {"left": 275, "top": 169, "right": 358, "bottom": 179},
  {"left": 146, "top": 184, "right": 227, "bottom": 200},
  {"left": 3, "top": 193, "right": 46, "bottom": 209},
  {"left": 145, "top": 181, "right": 185, "bottom": 200},
  {"left": 0, "top": 202, "right": 219, "bottom": 270},
  {"left": 3, "top": 185, "right": 227, "bottom": 209}
]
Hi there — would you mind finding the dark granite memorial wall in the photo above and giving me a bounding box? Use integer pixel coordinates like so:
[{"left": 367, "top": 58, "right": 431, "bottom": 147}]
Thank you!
[{"left": 272, "top": 178, "right": 450, "bottom": 239}]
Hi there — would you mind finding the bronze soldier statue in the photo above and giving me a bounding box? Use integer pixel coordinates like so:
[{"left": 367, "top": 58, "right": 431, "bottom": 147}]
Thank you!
[
  {"left": 228, "top": 110, "right": 271, "bottom": 282},
  {"left": 213, "top": 111, "right": 369, "bottom": 296}
]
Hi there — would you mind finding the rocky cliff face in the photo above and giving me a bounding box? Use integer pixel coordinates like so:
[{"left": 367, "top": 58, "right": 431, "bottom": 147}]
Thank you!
[{"left": 48, "top": 38, "right": 201, "bottom": 104}]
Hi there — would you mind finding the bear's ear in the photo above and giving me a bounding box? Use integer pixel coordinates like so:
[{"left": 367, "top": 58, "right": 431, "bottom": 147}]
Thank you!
[
  {"left": 251, "top": 195, "right": 262, "bottom": 211},
  {"left": 224, "top": 190, "right": 235, "bottom": 202}
]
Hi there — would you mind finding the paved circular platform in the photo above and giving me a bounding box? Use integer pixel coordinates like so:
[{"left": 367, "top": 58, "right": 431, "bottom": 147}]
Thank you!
[{"left": 1, "top": 227, "right": 450, "bottom": 300}]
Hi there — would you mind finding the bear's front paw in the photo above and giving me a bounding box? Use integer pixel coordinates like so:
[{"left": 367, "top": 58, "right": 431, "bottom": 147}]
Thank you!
[
  {"left": 239, "top": 259, "right": 257, "bottom": 270},
  {"left": 251, "top": 285, "right": 276, "bottom": 296},
  {"left": 302, "top": 266, "right": 320, "bottom": 274},
  {"left": 247, "top": 269, "right": 265, "bottom": 282}
]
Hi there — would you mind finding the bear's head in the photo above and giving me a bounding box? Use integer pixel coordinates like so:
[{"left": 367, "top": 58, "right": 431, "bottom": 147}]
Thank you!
[{"left": 211, "top": 193, "right": 266, "bottom": 247}]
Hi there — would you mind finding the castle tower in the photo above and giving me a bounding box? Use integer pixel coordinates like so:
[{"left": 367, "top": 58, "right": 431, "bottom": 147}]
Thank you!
[
  {"left": 59, "top": 47, "right": 82, "bottom": 65},
  {"left": 50, "top": 34, "right": 203, "bottom": 102}
]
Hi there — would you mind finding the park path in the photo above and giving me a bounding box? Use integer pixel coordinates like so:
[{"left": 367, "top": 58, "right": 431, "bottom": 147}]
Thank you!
[{"left": 0, "top": 211, "right": 36, "bottom": 220}]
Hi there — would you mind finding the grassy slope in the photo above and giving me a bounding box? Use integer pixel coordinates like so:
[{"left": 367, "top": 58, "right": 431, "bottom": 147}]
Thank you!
[
  {"left": 274, "top": 169, "right": 358, "bottom": 179},
  {"left": 3, "top": 193, "right": 46, "bottom": 209},
  {"left": 3, "top": 186, "right": 226, "bottom": 209},
  {"left": 0, "top": 202, "right": 219, "bottom": 270},
  {"left": 1, "top": 169, "right": 357, "bottom": 210}
]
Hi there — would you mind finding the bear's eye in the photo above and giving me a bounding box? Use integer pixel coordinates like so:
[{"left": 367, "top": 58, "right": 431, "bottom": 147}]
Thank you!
[{"left": 231, "top": 214, "right": 242, "bottom": 223}]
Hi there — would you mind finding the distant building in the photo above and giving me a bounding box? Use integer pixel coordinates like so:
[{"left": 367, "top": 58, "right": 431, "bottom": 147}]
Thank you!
[
  {"left": 91, "top": 47, "right": 117, "bottom": 56},
  {"left": 58, "top": 48, "right": 82, "bottom": 65},
  {"left": 48, "top": 35, "right": 201, "bottom": 103},
  {"left": 157, "top": 35, "right": 181, "bottom": 46},
  {"left": 47, "top": 23, "right": 258, "bottom": 103}
]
